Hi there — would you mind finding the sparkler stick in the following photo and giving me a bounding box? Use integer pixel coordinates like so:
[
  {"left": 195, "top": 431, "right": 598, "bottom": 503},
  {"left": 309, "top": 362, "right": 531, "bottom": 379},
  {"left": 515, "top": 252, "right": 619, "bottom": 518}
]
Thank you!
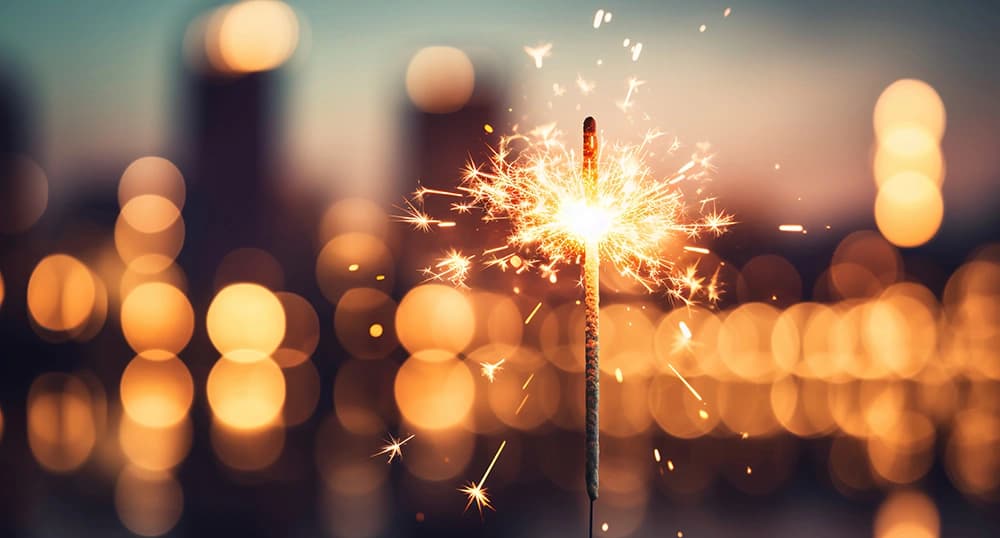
[{"left": 582, "top": 117, "right": 601, "bottom": 517}]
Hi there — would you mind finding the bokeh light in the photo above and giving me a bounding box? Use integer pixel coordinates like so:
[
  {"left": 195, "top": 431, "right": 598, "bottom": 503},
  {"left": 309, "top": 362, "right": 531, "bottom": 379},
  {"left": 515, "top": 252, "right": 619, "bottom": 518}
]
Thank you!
[
  {"left": 210, "top": 0, "right": 300, "bottom": 74},
  {"left": 27, "top": 373, "right": 98, "bottom": 473},
  {"left": 115, "top": 465, "right": 183, "bottom": 536},
  {"left": 120, "top": 355, "right": 194, "bottom": 428},
  {"left": 206, "top": 283, "right": 286, "bottom": 362},
  {"left": 394, "top": 350, "right": 474, "bottom": 430},
  {"left": 121, "top": 282, "right": 194, "bottom": 360},
  {"left": 207, "top": 355, "right": 286, "bottom": 430},
  {"left": 405, "top": 46, "right": 475, "bottom": 113},
  {"left": 875, "top": 172, "right": 943, "bottom": 248},
  {"left": 395, "top": 284, "right": 474, "bottom": 354},
  {"left": 0, "top": 155, "right": 48, "bottom": 233},
  {"left": 27, "top": 254, "right": 98, "bottom": 334}
]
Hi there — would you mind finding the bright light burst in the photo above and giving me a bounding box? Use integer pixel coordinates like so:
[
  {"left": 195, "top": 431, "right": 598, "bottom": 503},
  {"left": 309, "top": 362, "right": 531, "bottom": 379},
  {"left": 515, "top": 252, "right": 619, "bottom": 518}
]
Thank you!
[
  {"left": 372, "top": 433, "right": 415, "bottom": 464},
  {"left": 399, "top": 123, "right": 732, "bottom": 300},
  {"left": 480, "top": 358, "right": 505, "bottom": 382},
  {"left": 460, "top": 440, "right": 507, "bottom": 516},
  {"left": 457, "top": 124, "right": 730, "bottom": 300}
]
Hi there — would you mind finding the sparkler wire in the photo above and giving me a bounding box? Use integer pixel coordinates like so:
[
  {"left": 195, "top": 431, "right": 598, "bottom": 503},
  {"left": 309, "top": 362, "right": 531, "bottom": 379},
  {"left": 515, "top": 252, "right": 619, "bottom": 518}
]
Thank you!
[{"left": 583, "top": 116, "right": 601, "bottom": 535}]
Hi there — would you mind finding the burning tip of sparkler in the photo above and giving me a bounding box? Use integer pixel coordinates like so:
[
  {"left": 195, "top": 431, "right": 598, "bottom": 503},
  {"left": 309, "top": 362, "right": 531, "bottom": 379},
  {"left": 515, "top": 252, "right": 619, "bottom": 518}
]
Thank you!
[{"left": 372, "top": 433, "right": 415, "bottom": 464}]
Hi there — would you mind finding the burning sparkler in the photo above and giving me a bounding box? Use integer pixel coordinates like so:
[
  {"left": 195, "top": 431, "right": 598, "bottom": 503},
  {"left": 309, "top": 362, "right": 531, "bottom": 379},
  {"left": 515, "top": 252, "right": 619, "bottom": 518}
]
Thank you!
[{"left": 396, "top": 113, "right": 731, "bottom": 530}]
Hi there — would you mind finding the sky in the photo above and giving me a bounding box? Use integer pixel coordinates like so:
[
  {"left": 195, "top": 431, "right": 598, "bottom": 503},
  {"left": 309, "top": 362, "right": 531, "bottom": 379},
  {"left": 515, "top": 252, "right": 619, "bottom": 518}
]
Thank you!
[{"left": 0, "top": 0, "right": 998, "bottom": 235}]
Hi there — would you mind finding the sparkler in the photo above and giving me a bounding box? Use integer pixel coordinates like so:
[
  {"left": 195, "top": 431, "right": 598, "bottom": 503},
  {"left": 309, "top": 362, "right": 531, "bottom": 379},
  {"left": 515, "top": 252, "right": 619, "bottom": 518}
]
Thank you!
[{"left": 396, "top": 111, "right": 731, "bottom": 529}]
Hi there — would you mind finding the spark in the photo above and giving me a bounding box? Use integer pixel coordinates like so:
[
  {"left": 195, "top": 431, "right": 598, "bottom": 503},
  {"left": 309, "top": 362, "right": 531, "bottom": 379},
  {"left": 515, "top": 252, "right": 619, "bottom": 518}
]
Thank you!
[
  {"left": 552, "top": 83, "right": 566, "bottom": 97},
  {"left": 348, "top": 263, "right": 359, "bottom": 272},
  {"left": 437, "top": 221, "right": 457, "bottom": 228},
  {"left": 631, "top": 42, "right": 643, "bottom": 62},
  {"left": 524, "top": 301, "right": 543, "bottom": 325},
  {"left": 614, "top": 368, "right": 623, "bottom": 383},
  {"left": 778, "top": 224, "right": 804, "bottom": 232},
  {"left": 593, "top": 9, "right": 605, "bottom": 28},
  {"left": 522, "top": 373, "right": 535, "bottom": 390},
  {"left": 724, "top": 7, "right": 732, "bottom": 17},
  {"left": 699, "top": 24, "right": 707, "bottom": 32},
  {"left": 667, "top": 459, "right": 675, "bottom": 471},
  {"left": 698, "top": 409, "right": 709, "bottom": 420},
  {"left": 460, "top": 440, "right": 507, "bottom": 516},
  {"left": 515, "top": 393, "right": 530, "bottom": 415},
  {"left": 394, "top": 198, "right": 440, "bottom": 232},
  {"left": 741, "top": 432, "right": 749, "bottom": 440},
  {"left": 746, "top": 465, "right": 753, "bottom": 475},
  {"left": 602, "top": 522, "right": 609, "bottom": 532},
  {"left": 480, "top": 358, "right": 505, "bottom": 382},
  {"left": 653, "top": 448, "right": 661, "bottom": 462},
  {"left": 484, "top": 123, "right": 494, "bottom": 134},
  {"left": 372, "top": 433, "right": 415, "bottom": 463},
  {"left": 524, "top": 43, "right": 552, "bottom": 69},
  {"left": 668, "top": 363, "right": 703, "bottom": 401},
  {"left": 617, "top": 77, "right": 646, "bottom": 112},
  {"left": 576, "top": 74, "right": 596, "bottom": 95},
  {"left": 683, "top": 246, "right": 710, "bottom": 255},
  {"left": 413, "top": 186, "right": 463, "bottom": 202},
  {"left": 678, "top": 321, "right": 692, "bottom": 340},
  {"left": 422, "top": 249, "right": 474, "bottom": 287}
]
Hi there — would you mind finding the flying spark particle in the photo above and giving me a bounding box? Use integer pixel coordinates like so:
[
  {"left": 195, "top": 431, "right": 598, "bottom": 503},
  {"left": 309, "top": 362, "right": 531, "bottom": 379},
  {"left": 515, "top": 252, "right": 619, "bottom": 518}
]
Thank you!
[
  {"left": 369, "top": 323, "right": 384, "bottom": 338},
  {"left": 614, "top": 368, "right": 623, "bottom": 383},
  {"left": 746, "top": 465, "right": 753, "bottom": 475},
  {"left": 667, "top": 459, "right": 675, "bottom": 471},
  {"left": 604, "top": 11, "right": 612, "bottom": 23},
  {"left": 699, "top": 24, "right": 707, "bottom": 32},
  {"left": 683, "top": 246, "right": 710, "bottom": 255},
  {"left": 778, "top": 224, "right": 804, "bottom": 232},
  {"left": 372, "top": 433, "right": 415, "bottom": 463},
  {"left": 774, "top": 163, "right": 781, "bottom": 170},
  {"left": 484, "top": 124, "right": 494, "bottom": 134},
  {"left": 668, "top": 363, "right": 703, "bottom": 401},
  {"left": 522, "top": 373, "right": 535, "bottom": 390},
  {"left": 513, "top": 286, "right": 521, "bottom": 295},
  {"left": 552, "top": 83, "right": 566, "bottom": 97},
  {"left": 460, "top": 440, "right": 507, "bottom": 515},
  {"left": 576, "top": 74, "right": 596, "bottom": 95},
  {"left": 480, "top": 358, "right": 506, "bottom": 382},
  {"left": 631, "top": 42, "right": 643, "bottom": 62},
  {"left": 623, "top": 38, "right": 630, "bottom": 47},
  {"left": 437, "top": 221, "right": 457, "bottom": 228},
  {"left": 741, "top": 432, "right": 749, "bottom": 440},
  {"left": 678, "top": 321, "right": 693, "bottom": 340},
  {"left": 375, "top": 274, "right": 385, "bottom": 281},
  {"left": 825, "top": 225, "right": 831, "bottom": 230},
  {"left": 724, "top": 7, "right": 732, "bottom": 17},
  {"left": 524, "top": 302, "right": 542, "bottom": 325},
  {"left": 523, "top": 43, "right": 552, "bottom": 68},
  {"left": 678, "top": 532, "right": 684, "bottom": 538},
  {"left": 698, "top": 409, "right": 709, "bottom": 420},
  {"left": 653, "top": 448, "right": 661, "bottom": 462},
  {"left": 348, "top": 263, "right": 360, "bottom": 272},
  {"left": 602, "top": 522, "right": 609, "bottom": 532},
  {"left": 596, "top": 58, "right": 603, "bottom": 65},
  {"left": 593, "top": 9, "right": 605, "bottom": 28},
  {"left": 515, "top": 393, "right": 530, "bottom": 415}
]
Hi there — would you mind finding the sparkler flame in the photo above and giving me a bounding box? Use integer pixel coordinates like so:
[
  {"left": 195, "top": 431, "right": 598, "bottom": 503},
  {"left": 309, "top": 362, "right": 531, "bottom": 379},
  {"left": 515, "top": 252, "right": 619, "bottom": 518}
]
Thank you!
[{"left": 433, "top": 123, "right": 734, "bottom": 300}]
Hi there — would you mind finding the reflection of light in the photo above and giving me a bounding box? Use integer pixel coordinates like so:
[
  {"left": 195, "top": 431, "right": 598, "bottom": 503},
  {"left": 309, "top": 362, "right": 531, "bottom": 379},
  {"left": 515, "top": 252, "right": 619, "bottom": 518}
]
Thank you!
[
  {"left": 119, "top": 414, "right": 192, "bottom": 472},
  {"left": 211, "top": 419, "right": 285, "bottom": 470},
  {"left": 873, "top": 490, "right": 939, "bottom": 538},
  {"left": 207, "top": 283, "right": 286, "bottom": 362},
  {"left": 406, "top": 46, "right": 475, "bottom": 113},
  {"left": 115, "top": 465, "right": 183, "bottom": 537},
  {"left": 207, "top": 356, "right": 286, "bottom": 430},
  {"left": 28, "top": 374, "right": 97, "bottom": 472},
  {"left": 394, "top": 351, "right": 474, "bottom": 430},
  {"left": 120, "top": 355, "right": 194, "bottom": 428},
  {"left": 121, "top": 282, "right": 194, "bottom": 360},
  {"left": 273, "top": 292, "right": 319, "bottom": 368},
  {"left": 875, "top": 172, "right": 943, "bottom": 248},
  {"left": 0, "top": 155, "right": 48, "bottom": 233}
]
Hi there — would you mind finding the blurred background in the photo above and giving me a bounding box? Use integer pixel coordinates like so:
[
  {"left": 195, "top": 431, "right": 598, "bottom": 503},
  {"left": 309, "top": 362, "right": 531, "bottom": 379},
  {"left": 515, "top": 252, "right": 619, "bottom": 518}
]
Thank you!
[{"left": 0, "top": 1, "right": 998, "bottom": 537}]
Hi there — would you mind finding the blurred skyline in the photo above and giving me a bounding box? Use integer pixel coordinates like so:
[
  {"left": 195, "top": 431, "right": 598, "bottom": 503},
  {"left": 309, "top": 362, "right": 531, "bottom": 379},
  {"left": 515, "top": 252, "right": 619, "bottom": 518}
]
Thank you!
[{"left": 0, "top": 1, "right": 998, "bottom": 235}]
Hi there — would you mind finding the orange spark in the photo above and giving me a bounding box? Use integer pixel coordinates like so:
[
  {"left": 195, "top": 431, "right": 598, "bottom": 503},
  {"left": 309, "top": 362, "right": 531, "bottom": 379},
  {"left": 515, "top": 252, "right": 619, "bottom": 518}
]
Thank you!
[
  {"left": 523, "top": 43, "right": 552, "bottom": 68},
  {"left": 460, "top": 440, "right": 507, "bottom": 516},
  {"left": 372, "top": 433, "right": 415, "bottom": 464},
  {"left": 480, "top": 358, "right": 505, "bottom": 383},
  {"left": 524, "top": 302, "right": 542, "bottom": 325}
]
